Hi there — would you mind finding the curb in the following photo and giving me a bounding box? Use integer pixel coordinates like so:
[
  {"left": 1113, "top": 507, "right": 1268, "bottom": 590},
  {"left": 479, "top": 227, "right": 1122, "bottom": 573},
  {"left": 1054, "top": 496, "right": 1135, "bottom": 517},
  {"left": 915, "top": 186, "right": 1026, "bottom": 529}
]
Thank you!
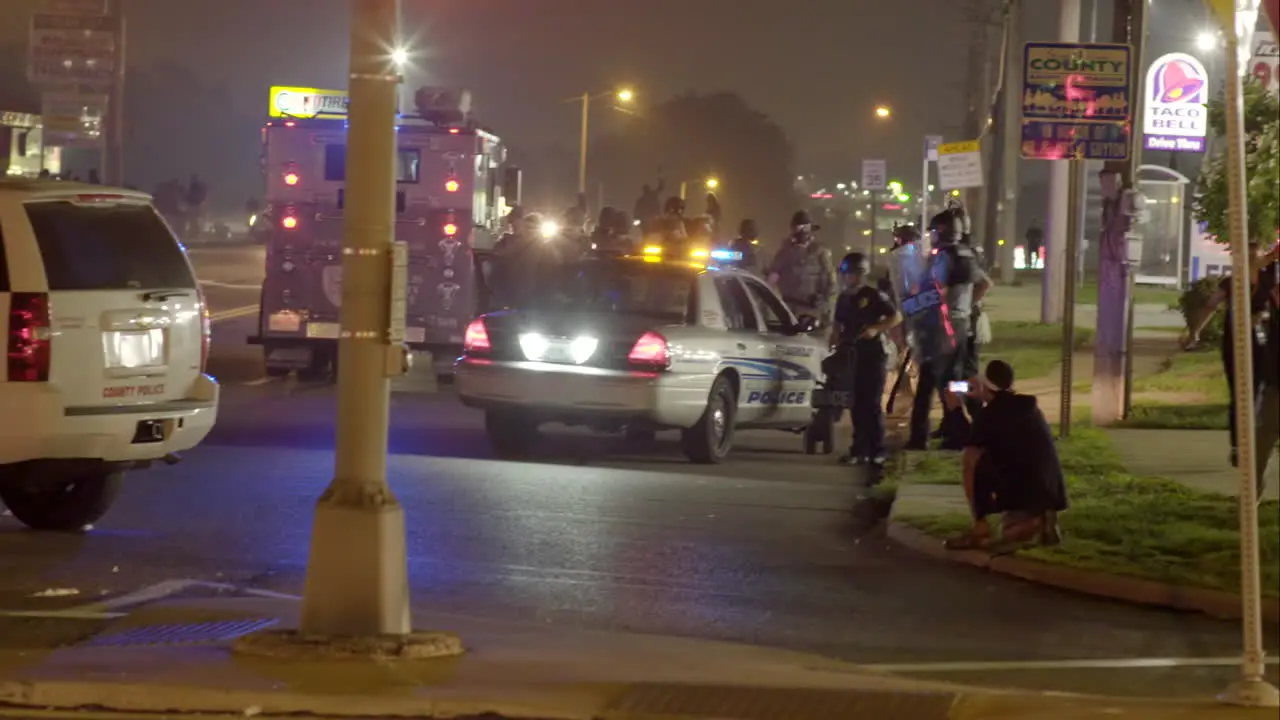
[{"left": 887, "top": 521, "right": 1280, "bottom": 623}]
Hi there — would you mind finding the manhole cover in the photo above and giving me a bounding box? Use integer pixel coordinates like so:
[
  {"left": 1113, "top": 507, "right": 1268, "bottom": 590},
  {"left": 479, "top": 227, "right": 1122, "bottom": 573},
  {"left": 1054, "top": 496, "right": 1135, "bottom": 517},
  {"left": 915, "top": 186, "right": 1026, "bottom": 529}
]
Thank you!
[{"left": 82, "top": 618, "right": 278, "bottom": 648}]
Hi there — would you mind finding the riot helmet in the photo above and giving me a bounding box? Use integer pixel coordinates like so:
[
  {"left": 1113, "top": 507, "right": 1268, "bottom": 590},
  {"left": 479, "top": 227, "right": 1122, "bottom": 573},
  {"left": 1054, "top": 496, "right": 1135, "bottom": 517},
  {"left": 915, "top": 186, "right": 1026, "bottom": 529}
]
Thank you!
[
  {"left": 789, "top": 210, "right": 816, "bottom": 241},
  {"left": 929, "top": 207, "right": 969, "bottom": 248},
  {"left": 891, "top": 223, "right": 921, "bottom": 249},
  {"left": 838, "top": 251, "right": 870, "bottom": 281}
]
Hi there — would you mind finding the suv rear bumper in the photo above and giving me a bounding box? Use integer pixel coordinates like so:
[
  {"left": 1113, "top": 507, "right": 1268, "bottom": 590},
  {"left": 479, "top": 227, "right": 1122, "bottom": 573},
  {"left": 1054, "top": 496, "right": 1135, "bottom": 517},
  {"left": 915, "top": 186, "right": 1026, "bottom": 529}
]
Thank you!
[{"left": 0, "top": 375, "right": 220, "bottom": 465}]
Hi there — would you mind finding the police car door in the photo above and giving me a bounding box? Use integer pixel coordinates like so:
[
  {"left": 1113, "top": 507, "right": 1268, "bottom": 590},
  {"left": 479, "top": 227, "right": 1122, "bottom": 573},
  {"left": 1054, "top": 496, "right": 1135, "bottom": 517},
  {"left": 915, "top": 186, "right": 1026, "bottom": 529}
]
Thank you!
[
  {"left": 740, "top": 276, "right": 816, "bottom": 425},
  {"left": 711, "top": 275, "right": 772, "bottom": 424}
]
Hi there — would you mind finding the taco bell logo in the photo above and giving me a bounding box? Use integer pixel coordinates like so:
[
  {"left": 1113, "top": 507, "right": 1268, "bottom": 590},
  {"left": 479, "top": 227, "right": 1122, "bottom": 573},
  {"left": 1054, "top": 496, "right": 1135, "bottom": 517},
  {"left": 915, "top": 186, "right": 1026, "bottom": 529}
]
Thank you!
[{"left": 1143, "top": 52, "right": 1209, "bottom": 153}]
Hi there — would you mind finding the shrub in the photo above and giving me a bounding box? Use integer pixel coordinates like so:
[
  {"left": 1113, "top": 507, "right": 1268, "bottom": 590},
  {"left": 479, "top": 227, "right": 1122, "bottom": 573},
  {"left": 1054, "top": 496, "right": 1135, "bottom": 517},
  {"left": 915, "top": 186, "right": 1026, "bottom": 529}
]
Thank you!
[{"left": 1176, "top": 277, "right": 1224, "bottom": 343}]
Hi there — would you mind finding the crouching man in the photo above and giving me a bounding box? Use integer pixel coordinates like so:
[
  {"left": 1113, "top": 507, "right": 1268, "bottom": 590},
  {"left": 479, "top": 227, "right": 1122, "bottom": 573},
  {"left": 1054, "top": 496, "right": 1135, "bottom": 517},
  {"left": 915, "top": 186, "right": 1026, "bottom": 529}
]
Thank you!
[{"left": 944, "top": 360, "right": 1068, "bottom": 550}]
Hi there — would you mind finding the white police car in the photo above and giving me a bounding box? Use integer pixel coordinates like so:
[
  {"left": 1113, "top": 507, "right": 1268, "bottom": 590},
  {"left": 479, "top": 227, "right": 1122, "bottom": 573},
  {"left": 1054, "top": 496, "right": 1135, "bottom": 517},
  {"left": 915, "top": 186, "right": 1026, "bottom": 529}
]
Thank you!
[{"left": 455, "top": 251, "right": 828, "bottom": 463}]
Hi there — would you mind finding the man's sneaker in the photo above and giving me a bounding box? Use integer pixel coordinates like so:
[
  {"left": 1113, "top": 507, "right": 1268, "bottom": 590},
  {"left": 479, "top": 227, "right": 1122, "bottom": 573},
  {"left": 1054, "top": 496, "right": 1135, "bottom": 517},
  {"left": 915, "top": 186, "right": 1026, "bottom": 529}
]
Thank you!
[
  {"left": 868, "top": 455, "right": 887, "bottom": 466},
  {"left": 838, "top": 454, "right": 867, "bottom": 465}
]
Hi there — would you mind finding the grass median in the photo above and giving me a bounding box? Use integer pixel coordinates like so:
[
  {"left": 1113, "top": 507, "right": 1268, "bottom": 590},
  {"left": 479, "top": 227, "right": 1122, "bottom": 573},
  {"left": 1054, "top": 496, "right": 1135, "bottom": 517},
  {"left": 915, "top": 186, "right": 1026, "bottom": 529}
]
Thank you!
[
  {"left": 983, "top": 321, "right": 1095, "bottom": 380},
  {"left": 888, "top": 427, "right": 1280, "bottom": 597},
  {"left": 1121, "top": 347, "right": 1230, "bottom": 430}
]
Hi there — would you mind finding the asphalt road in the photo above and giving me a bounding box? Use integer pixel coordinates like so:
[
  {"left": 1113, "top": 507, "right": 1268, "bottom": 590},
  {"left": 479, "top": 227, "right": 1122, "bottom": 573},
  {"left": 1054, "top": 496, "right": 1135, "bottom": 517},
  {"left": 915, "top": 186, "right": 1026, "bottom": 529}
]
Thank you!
[{"left": 1, "top": 244, "right": 1275, "bottom": 700}]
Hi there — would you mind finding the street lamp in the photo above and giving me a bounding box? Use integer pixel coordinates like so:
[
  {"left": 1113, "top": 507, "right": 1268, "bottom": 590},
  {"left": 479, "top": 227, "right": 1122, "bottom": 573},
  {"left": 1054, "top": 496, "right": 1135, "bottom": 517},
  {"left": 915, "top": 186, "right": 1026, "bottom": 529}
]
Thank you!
[
  {"left": 577, "top": 86, "right": 636, "bottom": 198},
  {"left": 1195, "top": 29, "right": 1220, "bottom": 52},
  {"left": 390, "top": 46, "right": 409, "bottom": 67},
  {"left": 705, "top": 177, "right": 719, "bottom": 190},
  {"left": 874, "top": 105, "right": 892, "bottom": 119}
]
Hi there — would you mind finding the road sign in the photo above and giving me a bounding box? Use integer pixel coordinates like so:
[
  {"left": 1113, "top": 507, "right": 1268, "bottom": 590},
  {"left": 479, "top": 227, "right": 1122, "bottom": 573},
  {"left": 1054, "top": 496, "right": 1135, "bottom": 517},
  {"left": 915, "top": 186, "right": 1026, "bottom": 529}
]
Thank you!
[
  {"left": 1021, "top": 41, "right": 1132, "bottom": 161},
  {"left": 860, "top": 159, "right": 887, "bottom": 190},
  {"left": 27, "top": 12, "right": 118, "bottom": 85},
  {"left": 924, "top": 135, "right": 943, "bottom": 162},
  {"left": 936, "top": 140, "right": 984, "bottom": 189},
  {"left": 41, "top": 90, "right": 106, "bottom": 148}
]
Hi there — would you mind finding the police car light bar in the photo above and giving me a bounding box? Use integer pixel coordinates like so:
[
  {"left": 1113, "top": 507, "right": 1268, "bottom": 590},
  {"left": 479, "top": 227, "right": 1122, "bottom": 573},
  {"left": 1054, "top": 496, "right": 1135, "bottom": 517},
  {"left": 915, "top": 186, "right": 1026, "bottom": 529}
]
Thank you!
[{"left": 710, "top": 249, "right": 743, "bottom": 262}]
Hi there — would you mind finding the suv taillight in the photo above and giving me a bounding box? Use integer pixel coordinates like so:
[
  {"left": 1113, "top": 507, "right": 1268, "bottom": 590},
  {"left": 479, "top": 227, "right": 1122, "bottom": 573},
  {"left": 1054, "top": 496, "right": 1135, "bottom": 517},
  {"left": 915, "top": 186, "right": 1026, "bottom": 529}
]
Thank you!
[
  {"left": 197, "top": 288, "right": 211, "bottom": 373},
  {"left": 463, "top": 317, "right": 491, "bottom": 354},
  {"left": 7, "top": 292, "right": 52, "bottom": 382},
  {"left": 627, "top": 331, "right": 669, "bottom": 370}
]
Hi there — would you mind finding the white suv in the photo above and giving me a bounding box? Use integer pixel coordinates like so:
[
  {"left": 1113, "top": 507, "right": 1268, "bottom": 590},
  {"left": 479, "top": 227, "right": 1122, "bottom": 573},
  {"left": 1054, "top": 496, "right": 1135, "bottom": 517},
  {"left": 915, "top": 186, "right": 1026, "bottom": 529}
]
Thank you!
[{"left": 0, "top": 181, "right": 219, "bottom": 531}]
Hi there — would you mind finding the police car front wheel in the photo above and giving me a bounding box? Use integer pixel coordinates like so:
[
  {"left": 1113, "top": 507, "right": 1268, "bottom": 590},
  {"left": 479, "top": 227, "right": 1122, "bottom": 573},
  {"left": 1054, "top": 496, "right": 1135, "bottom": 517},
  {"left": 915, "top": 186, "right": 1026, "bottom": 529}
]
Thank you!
[{"left": 681, "top": 375, "right": 737, "bottom": 464}]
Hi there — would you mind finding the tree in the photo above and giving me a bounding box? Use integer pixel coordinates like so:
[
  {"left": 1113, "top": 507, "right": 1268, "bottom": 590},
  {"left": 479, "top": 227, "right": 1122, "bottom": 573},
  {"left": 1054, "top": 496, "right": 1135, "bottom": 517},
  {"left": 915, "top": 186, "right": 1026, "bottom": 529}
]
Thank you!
[
  {"left": 1193, "top": 76, "right": 1280, "bottom": 246},
  {"left": 589, "top": 92, "right": 797, "bottom": 237}
]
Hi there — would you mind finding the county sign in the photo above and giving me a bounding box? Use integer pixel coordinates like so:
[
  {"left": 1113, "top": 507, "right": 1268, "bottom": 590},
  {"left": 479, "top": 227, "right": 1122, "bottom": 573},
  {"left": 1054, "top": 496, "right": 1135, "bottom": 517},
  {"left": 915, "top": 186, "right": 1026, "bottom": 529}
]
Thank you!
[{"left": 1143, "top": 52, "right": 1209, "bottom": 152}]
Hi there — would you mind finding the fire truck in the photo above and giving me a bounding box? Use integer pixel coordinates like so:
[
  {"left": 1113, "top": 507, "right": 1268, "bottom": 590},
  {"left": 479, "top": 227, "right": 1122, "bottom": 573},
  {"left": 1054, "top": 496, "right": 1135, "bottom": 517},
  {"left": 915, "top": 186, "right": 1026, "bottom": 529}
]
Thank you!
[{"left": 247, "top": 85, "right": 518, "bottom": 379}]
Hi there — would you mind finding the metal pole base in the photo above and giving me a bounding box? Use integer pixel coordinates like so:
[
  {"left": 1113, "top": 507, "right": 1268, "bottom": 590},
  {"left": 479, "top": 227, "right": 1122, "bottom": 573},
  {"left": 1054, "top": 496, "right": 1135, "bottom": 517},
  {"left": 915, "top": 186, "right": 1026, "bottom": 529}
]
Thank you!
[
  {"left": 300, "top": 494, "right": 413, "bottom": 637},
  {"left": 1219, "top": 678, "right": 1280, "bottom": 708}
]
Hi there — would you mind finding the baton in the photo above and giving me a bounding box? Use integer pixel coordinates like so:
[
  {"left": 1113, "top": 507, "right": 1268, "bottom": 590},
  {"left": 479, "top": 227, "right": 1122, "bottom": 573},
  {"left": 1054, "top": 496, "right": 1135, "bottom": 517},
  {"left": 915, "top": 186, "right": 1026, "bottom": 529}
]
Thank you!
[{"left": 886, "top": 347, "right": 912, "bottom": 414}]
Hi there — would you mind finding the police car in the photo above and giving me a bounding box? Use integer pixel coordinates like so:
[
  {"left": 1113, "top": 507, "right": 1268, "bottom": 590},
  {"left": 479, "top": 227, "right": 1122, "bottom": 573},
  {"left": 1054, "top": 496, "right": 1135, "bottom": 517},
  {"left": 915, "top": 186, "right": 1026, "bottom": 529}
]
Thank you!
[{"left": 454, "top": 251, "right": 828, "bottom": 463}]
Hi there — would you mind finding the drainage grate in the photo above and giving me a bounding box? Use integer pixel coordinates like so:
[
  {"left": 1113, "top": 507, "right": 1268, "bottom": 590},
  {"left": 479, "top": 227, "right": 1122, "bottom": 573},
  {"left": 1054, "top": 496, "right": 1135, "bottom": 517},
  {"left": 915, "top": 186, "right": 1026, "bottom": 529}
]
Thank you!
[{"left": 81, "top": 618, "right": 278, "bottom": 648}]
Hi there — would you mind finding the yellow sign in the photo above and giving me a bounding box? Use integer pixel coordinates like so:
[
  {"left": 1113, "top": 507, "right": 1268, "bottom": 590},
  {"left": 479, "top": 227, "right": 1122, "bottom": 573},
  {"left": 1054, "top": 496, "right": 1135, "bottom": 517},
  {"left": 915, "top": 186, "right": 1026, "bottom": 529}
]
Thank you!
[
  {"left": 1204, "top": 0, "right": 1238, "bottom": 31},
  {"left": 938, "top": 140, "right": 980, "bottom": 155},
  {"left": 268, "top": 86, "right": 349, "bottom": 119}
]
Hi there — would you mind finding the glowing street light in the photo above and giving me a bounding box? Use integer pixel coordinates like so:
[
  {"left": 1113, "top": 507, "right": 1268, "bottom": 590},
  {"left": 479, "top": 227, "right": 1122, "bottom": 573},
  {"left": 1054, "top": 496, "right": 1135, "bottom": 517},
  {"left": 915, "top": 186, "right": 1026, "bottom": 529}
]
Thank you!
[
  {"left": 578, "top": 86, "right": 638, "bottom": 195},
  {"left": 390, "top": 46, "right": 409, "bottom": 67},
  {"left": 616, "top": 88, "right": 635, "bottom": 104},
  {"left": 874, "top": 105, "right": 892, "bottom": 119},
  {"left": 1194, "top": 29, "right": 1220, "bottom": 52},
  {"left": 705, "top": 177, "right": 720, "bottom": 190}
]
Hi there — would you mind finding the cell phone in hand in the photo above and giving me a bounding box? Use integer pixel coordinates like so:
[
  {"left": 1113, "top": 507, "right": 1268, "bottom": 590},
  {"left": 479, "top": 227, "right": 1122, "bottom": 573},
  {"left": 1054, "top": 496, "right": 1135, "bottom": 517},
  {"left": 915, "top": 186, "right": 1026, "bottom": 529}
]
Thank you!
[{"left": 948, "top": 380, "right": 969, "bottom": 393}]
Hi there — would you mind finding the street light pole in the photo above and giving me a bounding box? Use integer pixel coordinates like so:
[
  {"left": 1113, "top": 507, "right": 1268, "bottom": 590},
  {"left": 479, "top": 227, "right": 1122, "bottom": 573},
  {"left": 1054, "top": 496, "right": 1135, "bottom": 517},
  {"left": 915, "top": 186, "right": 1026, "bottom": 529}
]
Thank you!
[
  {"left": 578, "top": 91, "right": 590, "bottom": 200},
  {"left": 299, "top": 0, "right": 409, "bottom": 637}
]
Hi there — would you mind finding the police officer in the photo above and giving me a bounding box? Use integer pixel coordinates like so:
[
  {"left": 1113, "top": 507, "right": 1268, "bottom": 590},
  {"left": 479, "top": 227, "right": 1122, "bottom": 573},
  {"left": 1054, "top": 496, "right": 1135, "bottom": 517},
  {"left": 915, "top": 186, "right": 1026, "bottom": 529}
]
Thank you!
[
  {"left": 729, "top": 218, "right": 764, "bottom": 274},
  {"left": 767, "top": 210, "right": 837, "bottom": 326},
  {"left": 907, "top": 205, "right": 992, "bottom": 450},
  {"left": 829, "top": 252, "right": 903, "bottom": 466}
]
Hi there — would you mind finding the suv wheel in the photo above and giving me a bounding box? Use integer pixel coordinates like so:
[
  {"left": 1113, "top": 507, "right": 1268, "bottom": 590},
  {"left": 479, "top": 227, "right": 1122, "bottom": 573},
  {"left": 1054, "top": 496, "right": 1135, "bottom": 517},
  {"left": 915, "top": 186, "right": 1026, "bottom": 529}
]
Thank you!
[
  {"left": 0, "top": 470, "right": 124, "bottom": 532},
  {"left": 485, "top": 411, "right": 538, "bottom": 458},
  {"left": 681, "top": 375, "right": 736, "bottom": 464}
]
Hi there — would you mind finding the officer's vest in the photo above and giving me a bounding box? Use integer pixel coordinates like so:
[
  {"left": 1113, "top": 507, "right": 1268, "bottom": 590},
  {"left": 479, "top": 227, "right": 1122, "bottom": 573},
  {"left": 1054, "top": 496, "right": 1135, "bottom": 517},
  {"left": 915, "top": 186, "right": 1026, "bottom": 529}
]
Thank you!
[{"left": 778, "top": 242, "right": 827, "bottom": 302}]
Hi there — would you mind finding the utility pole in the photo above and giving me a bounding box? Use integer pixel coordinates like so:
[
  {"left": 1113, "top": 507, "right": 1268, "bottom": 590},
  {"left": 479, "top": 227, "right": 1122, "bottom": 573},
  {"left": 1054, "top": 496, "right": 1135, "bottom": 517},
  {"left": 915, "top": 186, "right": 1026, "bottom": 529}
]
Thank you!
[
  {"left": 994, "top": 0, "right": 1021, "bottom": 284},
  {"left": 1089, "top": 0, "right": 1146, "bottom": 427},
  {"left": 105, "top": 0, "right": 125, "bottom": 185},
  {"left": 299, "top": 0, "right": 411, "bottom": 637},
  {"left": 982, "top": 0, "right": 1017, "bottom": 269},
  {"left": 961, "top": 1, "right": 997, "bottom": 249},
  {"left": 1041, "top": 0, "right": 1082, "bottom": 323},
  {"left": 578, "top": 91, "right": 590, "bottom": 206}
]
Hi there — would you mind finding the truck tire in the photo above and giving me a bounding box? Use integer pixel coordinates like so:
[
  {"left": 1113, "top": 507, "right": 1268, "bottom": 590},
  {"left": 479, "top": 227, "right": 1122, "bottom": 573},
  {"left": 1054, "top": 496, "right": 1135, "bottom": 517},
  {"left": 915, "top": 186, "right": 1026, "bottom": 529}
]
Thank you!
[
  {"left": 485, "top": 411, "right": 538, "bottom": 458},
  {"left": 0, "top": 470, "right": 123, "bottom": 532},
  {"left": 681, "top": 374, "right": 737, "bottom": 464}
]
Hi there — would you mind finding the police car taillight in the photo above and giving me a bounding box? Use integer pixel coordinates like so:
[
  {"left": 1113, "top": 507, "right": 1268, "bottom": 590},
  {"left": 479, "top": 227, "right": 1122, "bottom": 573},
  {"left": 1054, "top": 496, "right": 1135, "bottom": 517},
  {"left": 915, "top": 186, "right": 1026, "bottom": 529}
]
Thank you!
[
  {"left": 197, "top": 288, "right": 211, "bottom": 374},
  {"left": 282, "top": 215, "right": 298, "bottom": 229},
  {"left": 445, "top": 179, "right": 460, "bottom": 193},
  {"left": 283, "top": 172, "right": 300, "bottom": 186},
  {"left": 6, "top": 292, "right": 51, "bottom": 382},
  {"left": 463, "top": 318, "right": 491, "bottom": 354},
  {"left": 443, "top": 223, "right": 458, "bottom": 236},
  {"left": 627, "top": 331, "right": 669, "bottom": 369}
]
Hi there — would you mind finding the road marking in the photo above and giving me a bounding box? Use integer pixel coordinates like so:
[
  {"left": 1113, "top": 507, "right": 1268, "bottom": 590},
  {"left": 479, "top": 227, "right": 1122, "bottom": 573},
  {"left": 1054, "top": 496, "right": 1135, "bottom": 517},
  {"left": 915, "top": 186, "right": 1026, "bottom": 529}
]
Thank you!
[
  {"left": 0, "top": 610, "right": 126, "bottom": 620},
  {"left": 67, "top": 579, "right": 300, "bottom": 614},
  {"left": 858, "top": 656, "right": 1280, "bottom": 673},
  {"left": 210, "top": 305, "right": 257, "bottom": 323},
  {"left": 200, "top": 280, "right": 263, "bottom": 290},
  {"left": 242, "top": 376, "right": 275, "bottom": 386}
]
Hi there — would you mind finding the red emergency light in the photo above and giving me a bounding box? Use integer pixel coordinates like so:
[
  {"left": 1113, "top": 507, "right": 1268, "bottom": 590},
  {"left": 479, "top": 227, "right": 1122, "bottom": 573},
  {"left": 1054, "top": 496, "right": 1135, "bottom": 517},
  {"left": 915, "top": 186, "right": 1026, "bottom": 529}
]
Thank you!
[
  {"left": 282, "top": 215, "right": 298, "bottom": 230},
  {"left": 443, "top": 223, "right": 458, "bottom": 236},
  {"left": 448, "top": 128, "right": 460, "bottom": 134},
  {"left": 283, "top": 172, "right": 299, "bottom": 186},
  {"left": 445, "top": 179, "right": 460, "bottom": 193}
]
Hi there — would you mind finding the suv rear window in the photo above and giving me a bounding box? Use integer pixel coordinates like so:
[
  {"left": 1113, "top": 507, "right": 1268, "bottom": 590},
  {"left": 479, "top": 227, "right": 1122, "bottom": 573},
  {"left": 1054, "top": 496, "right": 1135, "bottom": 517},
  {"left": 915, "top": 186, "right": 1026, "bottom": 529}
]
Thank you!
[
  {"left": 24, "top": 201, "right": 196, "bottom": 291},
  {"left": 522, "top": 260, "right": 696, "bottom": 323}
]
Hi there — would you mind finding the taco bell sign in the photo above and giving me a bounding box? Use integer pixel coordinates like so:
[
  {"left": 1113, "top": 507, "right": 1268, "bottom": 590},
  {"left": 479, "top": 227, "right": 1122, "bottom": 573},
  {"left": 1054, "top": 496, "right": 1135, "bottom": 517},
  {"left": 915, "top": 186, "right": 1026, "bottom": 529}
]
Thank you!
[{"left": 1143, "top": 52, "right": 1209, "bottom": 152}]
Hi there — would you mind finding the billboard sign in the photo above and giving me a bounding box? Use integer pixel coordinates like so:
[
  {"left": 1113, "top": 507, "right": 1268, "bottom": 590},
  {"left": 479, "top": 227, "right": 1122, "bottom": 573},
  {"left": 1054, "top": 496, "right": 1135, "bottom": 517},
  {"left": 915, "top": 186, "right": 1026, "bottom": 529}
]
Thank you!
[
  {"left": 1143, "top": 52, "right": 1209, "bottom": 152},
  {"left": 27, "top": 12, "right": 117, "bottom": 85},
  {"left": 268, "top": 86, "right": 350, "bottom": 119},
  {"left": 1251, "top": 31, "right": 1278, "bottom": 95},
  {"left": 1020, "top": 42, "right": 1133, "bottom": 160},
  {"left": 41, "top": 91, "right": 107, "bottom": 147}
]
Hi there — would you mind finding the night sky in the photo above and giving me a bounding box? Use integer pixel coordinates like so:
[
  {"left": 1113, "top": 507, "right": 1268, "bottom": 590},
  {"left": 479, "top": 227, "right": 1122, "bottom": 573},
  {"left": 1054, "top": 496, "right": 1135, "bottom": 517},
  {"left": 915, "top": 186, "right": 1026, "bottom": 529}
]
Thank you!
[{"left": 0, "top": 0, "right": 1225, "bottom": 217}]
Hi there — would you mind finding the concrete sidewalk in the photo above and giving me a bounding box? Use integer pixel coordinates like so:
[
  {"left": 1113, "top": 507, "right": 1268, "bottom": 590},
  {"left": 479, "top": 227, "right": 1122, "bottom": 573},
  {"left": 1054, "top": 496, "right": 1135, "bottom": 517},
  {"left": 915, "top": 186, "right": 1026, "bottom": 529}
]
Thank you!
[
  {"left": 1106, "top": 428, "right": 1279, "bottom": 500},
  {"left": 0, "top": 595, "right": 1272, "bottom": 719}
]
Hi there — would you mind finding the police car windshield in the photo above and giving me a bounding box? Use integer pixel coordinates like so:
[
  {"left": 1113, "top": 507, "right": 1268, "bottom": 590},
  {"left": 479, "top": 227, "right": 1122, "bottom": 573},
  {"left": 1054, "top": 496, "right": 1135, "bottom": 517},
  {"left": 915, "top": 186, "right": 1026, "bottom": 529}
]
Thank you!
[{"left": 522, "top": 260, "right": 694, "bottom": 323}]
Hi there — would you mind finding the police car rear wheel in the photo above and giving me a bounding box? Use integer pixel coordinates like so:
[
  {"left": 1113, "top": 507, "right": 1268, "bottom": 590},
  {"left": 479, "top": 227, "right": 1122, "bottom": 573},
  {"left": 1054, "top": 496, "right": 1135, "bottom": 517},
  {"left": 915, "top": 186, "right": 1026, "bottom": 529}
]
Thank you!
[
  {"left": 682, "top": 375, "right": 736, "bottom": 464},
  {"left": 0, "top": 469, "right": 123, "bottom": 532},
  {"left": 485, "top": 411, "right": 538, "bottom": 458}
]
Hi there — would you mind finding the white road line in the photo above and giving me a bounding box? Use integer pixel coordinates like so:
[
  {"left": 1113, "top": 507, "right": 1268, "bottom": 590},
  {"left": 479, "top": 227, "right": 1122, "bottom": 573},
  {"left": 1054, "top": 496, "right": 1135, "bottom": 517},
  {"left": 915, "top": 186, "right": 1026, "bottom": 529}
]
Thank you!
[
  {"left": 200, "top": 280, "right": 263, "bottom": 290},
  {"left": 210, "top": 305, "right": 257, "bottom": 322},
  {"left": 241, "top": 376, "right": 275, "bottom": 386},
  {"left": 67, "top": 579, "right": 301, "bottom": 614},
  {"left": 0, "top": 610, "right": 126, "bottom": 620},
  {"left": 858, "top": 656, "right": 1280, "bottom": 673}
]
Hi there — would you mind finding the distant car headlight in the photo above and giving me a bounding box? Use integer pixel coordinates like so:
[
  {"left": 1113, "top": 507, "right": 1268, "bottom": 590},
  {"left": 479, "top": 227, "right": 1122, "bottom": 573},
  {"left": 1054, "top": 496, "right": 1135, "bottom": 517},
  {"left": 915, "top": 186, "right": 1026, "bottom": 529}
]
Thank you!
[{"left": 539, "top": 220, "right": 560, "bottom": 239}]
